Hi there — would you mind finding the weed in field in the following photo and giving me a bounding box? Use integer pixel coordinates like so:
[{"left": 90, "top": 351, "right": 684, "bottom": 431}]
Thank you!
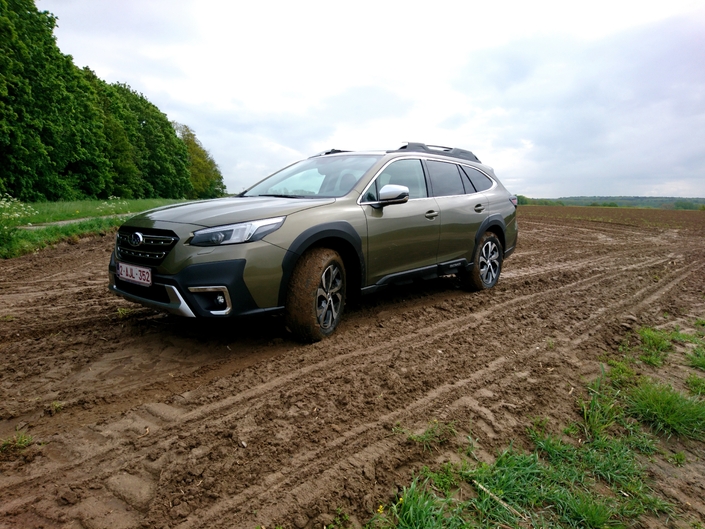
[
  {"left": 50, "top": 401, "right": 63, "bottom": 415},
  {"left": 667, "top": 451, "right": 686, "bottom": 467},
  {"left": 326, "top": 507, "right": 352, "bottom": 529},
  {"left": 626, "top": 380, "right": 705, "bottom": 439},
  {"left": 670, "top": 330, "right": 705, "bottom": 345},
  {"left": 1, "top": 431, "right": 33, "bottom": 452},
  {"left": 404, "top": 420, "right": 457, "bottom": 452},
  {"left": 607, "top": 359, "right": 638, "bottom": 388},
  {"left": 371, "top": 479, "right": 457, "bottom": 529},
  {"left": 617, "top": 417, "right": 658, "bottom": 455},
  {"left": 695, "top": 319, "right": 705, "bottom": 329},
  {"left": 686, "top": 373, "right": 705, "bottom": 396},
  {"left": 117, "top": 307, "right": 135, "bottom": 319},
  {"left": 636, "top": 327, "right": 672, "bottom": 367},
  {"left": 687, "top": 346, "right": 705, "bottom": 371},
  {"left": 579, "top": 375, "right": 620, "bottom": 440},
  {"left": 421, "top": 463, "right": 458, "bottom": 495},
  {"left": 546, "top": 338, "right": 555, "bottom": 350}
]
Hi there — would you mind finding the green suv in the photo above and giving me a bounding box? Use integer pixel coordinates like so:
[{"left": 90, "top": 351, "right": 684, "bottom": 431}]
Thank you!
[{"left": 109, "top": 143, "right": 518, "bottom": 341}]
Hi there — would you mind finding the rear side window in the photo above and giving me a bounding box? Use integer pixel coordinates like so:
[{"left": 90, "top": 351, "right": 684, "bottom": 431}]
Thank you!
[
  {"left": 461, "top": 166, "right": 494, "bottom": 192},
  {"left": 426, "top": 160, "right": 465, "bottom": 197},
  {"left": 369, "top": 159, "right": 427, "bottom": 200}
]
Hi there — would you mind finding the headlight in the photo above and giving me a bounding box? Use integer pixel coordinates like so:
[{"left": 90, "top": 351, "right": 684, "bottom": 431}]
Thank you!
[{"left": 190, "top": 217, "right": 285, "bottom": 246}]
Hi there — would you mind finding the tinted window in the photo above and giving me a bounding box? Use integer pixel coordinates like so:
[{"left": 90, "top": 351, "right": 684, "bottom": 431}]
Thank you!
[
  {"left": 461, "top": 166, "right": 494, "bottom": 192},
  {"left": 426, "top": 161, "right": 464, "bottom": 197},
  {"left": 372, "top": 159, "right": 427, "bottom": 200}
]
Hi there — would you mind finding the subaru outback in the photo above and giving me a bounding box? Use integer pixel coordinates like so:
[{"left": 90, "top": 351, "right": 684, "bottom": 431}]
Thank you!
[{"left": 108, "top": 143, "right": 518, "bottom": 341}]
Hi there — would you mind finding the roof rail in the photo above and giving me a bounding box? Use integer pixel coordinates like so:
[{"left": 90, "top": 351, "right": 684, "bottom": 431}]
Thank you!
[
  {"left": 309, "top": 149, "right": 350, "bottom": 158},
  {"left": 390, "top": 142, "right": 481, "bottom": 163}
]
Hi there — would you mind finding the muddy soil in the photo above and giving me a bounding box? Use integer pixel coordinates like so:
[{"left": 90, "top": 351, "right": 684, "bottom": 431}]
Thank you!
[{"left": 1, "top": 207, "right": 704, "bottom": 528}]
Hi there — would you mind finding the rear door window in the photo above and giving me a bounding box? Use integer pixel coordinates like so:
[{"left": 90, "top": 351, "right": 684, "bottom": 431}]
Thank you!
[{"left": 426, "top": 160, "right": 465, "bottom": 197}]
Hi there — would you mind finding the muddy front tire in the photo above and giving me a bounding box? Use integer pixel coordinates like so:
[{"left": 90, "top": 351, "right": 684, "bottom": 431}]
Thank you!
[{"left": 285, "top": 248, "right": 346, "bottom": 342}]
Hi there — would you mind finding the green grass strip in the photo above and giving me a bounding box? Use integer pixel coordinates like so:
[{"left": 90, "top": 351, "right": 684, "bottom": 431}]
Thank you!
[
  {"left": 0, "top": 217, "right": 123, "bottom": 259},
  {"left": 15, "top": 197, "right": 187, "bottom": 225}
]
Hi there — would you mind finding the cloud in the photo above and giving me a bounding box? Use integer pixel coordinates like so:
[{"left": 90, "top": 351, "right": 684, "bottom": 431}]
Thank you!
[{"left": 451, "top": 12, "right": 705, "bottom": 196}]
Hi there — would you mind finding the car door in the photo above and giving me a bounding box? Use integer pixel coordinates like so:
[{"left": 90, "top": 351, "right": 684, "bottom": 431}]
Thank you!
[
  {"left": 425, "top": 160, "right": 489, "bottom": 264},
  {"left": 361, "top": 158, "right": 441, "bottom": 285}
]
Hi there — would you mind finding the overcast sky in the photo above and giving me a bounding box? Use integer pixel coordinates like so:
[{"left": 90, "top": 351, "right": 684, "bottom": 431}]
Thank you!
[{"left": 39, "top": 0, "right": 705, "bottom": 198}]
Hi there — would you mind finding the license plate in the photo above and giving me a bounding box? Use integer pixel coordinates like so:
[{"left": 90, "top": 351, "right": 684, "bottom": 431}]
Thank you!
[{"left": 117, "top": 261, "right": 152, "bottom": 287}]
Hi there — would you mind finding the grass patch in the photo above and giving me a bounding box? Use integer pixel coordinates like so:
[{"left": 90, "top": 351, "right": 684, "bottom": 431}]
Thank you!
[
  {"left": 687, "top": 346, "right": 705, "bottom": 371},
  {"left": 636, "top": 327, "right": 672, "bottom": 367},
  {"left": 0, "top": 217, "right": 123, "bottom": 258},
  {"left": 17, "top": 197, "right": 186, "bottom": 225},
  {"left": 370, "top": 375, "right": 673, "bottom": 529},
  {"left": 607, "top": 359, "right": 638, "bottom": 388},
  {"left": 579, "top": 374, "right": 620, "bottom": 440},
  {"left": 397, "top": 420, "right": 457, "bottom": 453},
  {"left": 686, "top": 373, "right": 705, "bottom": 397},
  {"left": 625, "top": 379, "right": 705, "bottom": 439}
]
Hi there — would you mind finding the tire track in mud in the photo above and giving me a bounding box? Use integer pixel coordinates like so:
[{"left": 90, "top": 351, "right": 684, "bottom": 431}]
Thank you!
[
  {"left": 178, "top": 255, "right": 701, "bottom": 528},
  {"left": 3, "top": 233, "right": 700, "bottom": 528},
  {"left": 1, "top": 215, "right": 704, "bottom": 528}
]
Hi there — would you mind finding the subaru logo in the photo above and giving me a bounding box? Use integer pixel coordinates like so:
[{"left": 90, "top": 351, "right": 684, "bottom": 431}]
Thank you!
[{"left": 129, "top": 232, "right": 144, "bottom": 247}]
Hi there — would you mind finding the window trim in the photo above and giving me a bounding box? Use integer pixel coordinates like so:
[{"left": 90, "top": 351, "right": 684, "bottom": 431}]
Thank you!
[{"left": 357, "top": 156, "right": 430, "bottom": 205}]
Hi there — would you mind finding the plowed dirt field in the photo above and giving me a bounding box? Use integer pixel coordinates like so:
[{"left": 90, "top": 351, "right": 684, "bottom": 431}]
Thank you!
[{"left": 1, "top": 206, "right": 704, "bottom": 528}]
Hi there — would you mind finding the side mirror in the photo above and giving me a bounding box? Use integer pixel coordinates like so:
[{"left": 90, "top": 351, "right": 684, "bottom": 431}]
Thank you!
[{"left": 375, "top": 184, "right": 409, "bottom": 208}]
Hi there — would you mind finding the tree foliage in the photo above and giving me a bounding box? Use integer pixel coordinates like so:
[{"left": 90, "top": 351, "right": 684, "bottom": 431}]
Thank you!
[
  {"left": 0, "top": 0, "right": 214, "bottom": 201},
  {"left": 174, "top": 123, "right": 226, "bottom": 199}
]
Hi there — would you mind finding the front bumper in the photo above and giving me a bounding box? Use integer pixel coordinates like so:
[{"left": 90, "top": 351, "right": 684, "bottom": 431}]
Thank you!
[{"left": 108, "top": 253, "right": 280, "bottom": 318}]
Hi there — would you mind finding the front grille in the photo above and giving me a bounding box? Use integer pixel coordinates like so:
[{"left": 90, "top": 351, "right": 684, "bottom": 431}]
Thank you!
[{"left": 116, "top": 227, "right": 179, "bottom": 266}]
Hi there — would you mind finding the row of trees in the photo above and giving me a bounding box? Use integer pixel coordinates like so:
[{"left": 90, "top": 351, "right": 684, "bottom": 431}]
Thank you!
[{"left": 0, "top": 0, "right": 225, "bottom": 201}]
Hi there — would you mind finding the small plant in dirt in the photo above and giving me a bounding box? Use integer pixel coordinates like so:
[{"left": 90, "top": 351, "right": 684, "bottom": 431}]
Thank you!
[
  {"left": 401, "top": 420, "right": 457, "bottom": 452},
  {"left": 1, "top": 431, "right": 33, "bottom": 452},
  {"left": 636, "top": 327, "right": 672, "bottom": 367},
  {"left": 687, "top": 346, "right": 705, "bottom": 371},
  {"left": 325, "top": 507, "right": 352, "bottom": 529},
  {"left": 625, "top": 379, "right": 705, "bottom": 440},
  {"left": 667, "top": 451, "right": 687, "bottom": 467},
  {"left": 686, "top": 373, "right": 705, "bottom": 397},
  {"left": 421, "top": 463, "right": 458, "bottom": 495},
  {"left": 117, "top": 307, "right": 135, "bottom": 319},
  {"left": 50, "top": 401, "right": 63, "bottom": 415},
  {"left": 607, "top": 359, "right": 639, "bottom": 388}
]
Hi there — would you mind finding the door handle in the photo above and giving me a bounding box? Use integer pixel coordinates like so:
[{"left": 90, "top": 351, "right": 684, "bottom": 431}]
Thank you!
[
  {"left": 425, "top": 210, "right": 439, "bottom": 219},
  {"left": 474, "top": 204, "right": 485, "bottom": 213}
]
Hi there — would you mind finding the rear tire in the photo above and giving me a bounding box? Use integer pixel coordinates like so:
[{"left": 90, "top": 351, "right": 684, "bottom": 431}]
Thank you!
[
  {"left": 461, "top": 231, "right": 503, "bottom": 291},
  {"left": 285, "top": 248, "right": 346, "bottom": 342}
]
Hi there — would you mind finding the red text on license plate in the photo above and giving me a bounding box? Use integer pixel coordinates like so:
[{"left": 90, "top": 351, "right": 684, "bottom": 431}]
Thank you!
[{"left": 117, "top": 262, "right": 152, "bottom": 286}]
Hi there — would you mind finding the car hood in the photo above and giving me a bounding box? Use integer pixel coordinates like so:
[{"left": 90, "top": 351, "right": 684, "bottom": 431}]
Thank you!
[{"left": 127, "top": 196, "right": 335, "bottom": 228}]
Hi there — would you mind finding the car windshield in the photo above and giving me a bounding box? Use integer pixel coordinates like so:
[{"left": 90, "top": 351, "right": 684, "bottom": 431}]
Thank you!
[{"left": 243, "top": 155, "right": 381, "bottom": 198}]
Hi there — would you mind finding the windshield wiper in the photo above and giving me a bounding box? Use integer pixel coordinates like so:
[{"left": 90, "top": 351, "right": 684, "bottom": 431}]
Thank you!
[{"left": 253, "top": 193, "right": 307, "bottom": 199}]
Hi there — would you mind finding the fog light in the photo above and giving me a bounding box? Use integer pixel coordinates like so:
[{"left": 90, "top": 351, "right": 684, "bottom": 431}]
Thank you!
[{"left": 216, "top": 294, "right": 225, "bottom": 305}]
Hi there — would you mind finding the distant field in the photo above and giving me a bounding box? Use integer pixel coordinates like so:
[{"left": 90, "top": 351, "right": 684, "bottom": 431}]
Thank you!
[
  {"left": 19, "top": 198, "right": 188, "bottom": 225},
  {"left": 519, "top": 204, "right": 705, "bottom": 232}
]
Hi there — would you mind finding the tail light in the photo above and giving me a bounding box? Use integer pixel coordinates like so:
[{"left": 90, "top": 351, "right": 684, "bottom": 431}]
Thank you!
[{"left": 509, "top": 196, "right": 518, "bottom": 207}]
